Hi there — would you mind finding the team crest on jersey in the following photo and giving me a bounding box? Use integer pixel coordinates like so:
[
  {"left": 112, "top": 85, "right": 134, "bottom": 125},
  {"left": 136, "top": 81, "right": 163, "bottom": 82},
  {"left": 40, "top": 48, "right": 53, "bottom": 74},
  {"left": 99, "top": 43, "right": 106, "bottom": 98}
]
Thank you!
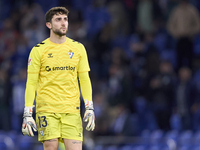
[
  {"left": 68, "top": 50, "right": 74, "bottom": 59},
  {"left": 28, "top": 58, "right": 32, "bottom": 66},
  {"left": 40, "top": 130, "right": 44, "bottom": 136}
]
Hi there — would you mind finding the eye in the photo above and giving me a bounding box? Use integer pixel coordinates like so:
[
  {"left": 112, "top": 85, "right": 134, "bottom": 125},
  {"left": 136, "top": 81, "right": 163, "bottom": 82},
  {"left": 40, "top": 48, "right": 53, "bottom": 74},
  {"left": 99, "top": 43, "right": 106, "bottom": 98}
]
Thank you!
[
  {"left": 55, "top": 18, "right": 61, "bottom": 21},
  {"left": 64, "top": 17, "right": 68, "bottom": 21}
]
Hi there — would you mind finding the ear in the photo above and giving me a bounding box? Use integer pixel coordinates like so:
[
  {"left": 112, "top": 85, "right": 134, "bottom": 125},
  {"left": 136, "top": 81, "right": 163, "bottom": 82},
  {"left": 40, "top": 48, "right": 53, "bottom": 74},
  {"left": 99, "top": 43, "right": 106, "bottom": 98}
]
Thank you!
[{"left": 46, "top": 22, "right": 52, "bottom": 29}]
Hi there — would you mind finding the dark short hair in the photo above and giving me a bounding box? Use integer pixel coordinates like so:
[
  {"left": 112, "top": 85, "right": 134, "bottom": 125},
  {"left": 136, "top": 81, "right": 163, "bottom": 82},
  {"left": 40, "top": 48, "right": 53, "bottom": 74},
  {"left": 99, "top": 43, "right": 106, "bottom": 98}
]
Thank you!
[{"left": 45, "top": 7, "right": 69, "bottom": 23}]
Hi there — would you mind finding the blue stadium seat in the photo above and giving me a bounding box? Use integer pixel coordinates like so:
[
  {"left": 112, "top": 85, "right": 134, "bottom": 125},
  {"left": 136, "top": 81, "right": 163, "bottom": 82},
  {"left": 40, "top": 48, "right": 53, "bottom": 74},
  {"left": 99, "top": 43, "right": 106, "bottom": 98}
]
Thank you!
[
  {"left": 0, "top": 134, "right": 15, "bottom": 150},
  {"left": 120, "top": 145, "right": 133, "bottom": 150},
  {"left": 192, "top": 130, "right": 200, "bottom": 148},
  {"left": 94, "top": 145, "right": 104, "bottom": 150},
  {"left": 165, "top": 130, "right": 178, "bottom": 150},
  {"left": 148, "top": 142, "right": 170, "bottom": 150},
  {"left": 178, "top": 145, "right": 191, "bottom": 150},
  {"left": 165, "top": 130, "right": 179, "bottom": 142},
  {"left": 178, "top": 130, "right": 193, "bottom": 147},
  {"left": 141, "top": 130, "right": 151, "bottom": 144},
  {"left": 132, "top": 145, "right": 147, "bottom": 150},
  {"left": 0, "top": 142, "right": 7, "bottom": 150},
  {"left": 161, "top": 145, "right": 170, "bottom": 150},
  {"left": 17, "top": 134, "right": 34, "bottom": 150},
  {"left": 149, "top": 130, "right": 164, "bottom": 145},
  {"left": 7, "top": 130, "right": 18, "bottom": 143},
  {"left": 166, "top": 138, "right": 177, "bottom": 150},
  {"left": 148, "top": 145, "right": 161, "bottom": 150},
  {"left": 0, "top": 130, "right": 6, "bottom": 136},
  {"left": 106, "top": 145, "right": 118, "bottom": 150},
  {"left": 192, "top": 145, "right": 200, "bottom": 150}
]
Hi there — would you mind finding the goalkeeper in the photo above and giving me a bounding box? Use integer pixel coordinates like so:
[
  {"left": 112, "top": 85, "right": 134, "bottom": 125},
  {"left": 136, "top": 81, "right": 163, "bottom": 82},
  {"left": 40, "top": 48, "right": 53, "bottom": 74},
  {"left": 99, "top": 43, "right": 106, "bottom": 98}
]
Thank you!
[{"left": 21, "top": 7, "right": 95, "bottom": 150}]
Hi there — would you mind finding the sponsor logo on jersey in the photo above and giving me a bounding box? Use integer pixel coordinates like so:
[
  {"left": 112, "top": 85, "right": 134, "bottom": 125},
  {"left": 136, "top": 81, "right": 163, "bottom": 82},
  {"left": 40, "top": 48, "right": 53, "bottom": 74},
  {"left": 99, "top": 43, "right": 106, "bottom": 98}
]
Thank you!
[
  {"left": 48, "top": 53, "right": 53, "bottom": 58},
  {"left": 45, "top": 66, "right": 75, "bottom": 72},
  {"left": 45, "top": 66, "right": 51, "bottom": 72},
  {"left": 68, "top": 50, "right": 74, "bottom": 59},
  {"left": 28, "top": 58, "right": 32, "bottom": 66}
]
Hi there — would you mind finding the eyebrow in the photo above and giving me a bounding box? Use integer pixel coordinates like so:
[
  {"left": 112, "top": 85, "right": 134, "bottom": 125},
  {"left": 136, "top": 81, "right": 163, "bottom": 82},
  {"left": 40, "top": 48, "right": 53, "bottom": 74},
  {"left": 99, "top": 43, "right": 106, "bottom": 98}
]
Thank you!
[{"left": 54, "top": 15, "right": 68, "bottom": 19}]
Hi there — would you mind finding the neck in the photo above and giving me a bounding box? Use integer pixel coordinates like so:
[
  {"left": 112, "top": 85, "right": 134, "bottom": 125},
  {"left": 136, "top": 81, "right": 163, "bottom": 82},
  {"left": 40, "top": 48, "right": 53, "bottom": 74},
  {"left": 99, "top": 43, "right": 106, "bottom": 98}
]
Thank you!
[{"left": 49, "top": 32, "right": 66, "bottom": 44}]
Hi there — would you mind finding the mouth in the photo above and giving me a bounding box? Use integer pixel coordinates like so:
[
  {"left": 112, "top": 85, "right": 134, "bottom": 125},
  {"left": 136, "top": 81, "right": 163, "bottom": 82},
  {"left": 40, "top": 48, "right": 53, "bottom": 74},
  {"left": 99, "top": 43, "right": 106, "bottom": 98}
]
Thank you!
[{"left": 61, "top": 28, "right": 66, "bottom": 30}]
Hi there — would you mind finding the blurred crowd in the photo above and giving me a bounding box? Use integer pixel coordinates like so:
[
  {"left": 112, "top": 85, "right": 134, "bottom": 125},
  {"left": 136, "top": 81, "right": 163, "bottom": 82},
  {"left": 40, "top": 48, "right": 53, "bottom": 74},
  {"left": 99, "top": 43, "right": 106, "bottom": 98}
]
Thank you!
[{"left": 1, "top": 0, "right": 200, "bottom": 142}]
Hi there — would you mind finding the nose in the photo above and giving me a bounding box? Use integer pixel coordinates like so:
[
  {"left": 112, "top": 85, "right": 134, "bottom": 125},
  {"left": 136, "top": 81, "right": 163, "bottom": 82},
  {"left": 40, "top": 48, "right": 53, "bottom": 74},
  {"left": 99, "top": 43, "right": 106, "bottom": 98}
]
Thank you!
[
  {"left": 61, "top": 19, "right": 65, "bottom": 25},
  {"left": 62, "top": 18, "right": 68, "bottom": 24}
]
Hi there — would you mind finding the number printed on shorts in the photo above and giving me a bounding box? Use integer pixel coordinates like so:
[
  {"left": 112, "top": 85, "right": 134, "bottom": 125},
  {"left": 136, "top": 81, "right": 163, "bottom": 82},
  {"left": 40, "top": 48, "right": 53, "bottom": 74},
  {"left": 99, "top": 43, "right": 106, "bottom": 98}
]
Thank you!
[{"left": 38, "top": 116, "right": 48, "bottom": 128}]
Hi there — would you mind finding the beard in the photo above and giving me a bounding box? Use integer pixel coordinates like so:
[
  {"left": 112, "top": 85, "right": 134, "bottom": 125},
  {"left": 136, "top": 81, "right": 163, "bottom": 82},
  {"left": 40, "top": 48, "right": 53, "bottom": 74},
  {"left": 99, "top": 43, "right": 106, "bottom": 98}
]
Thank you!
[{"left": 52, "top": 28, "right": 67, "bottom": 37}]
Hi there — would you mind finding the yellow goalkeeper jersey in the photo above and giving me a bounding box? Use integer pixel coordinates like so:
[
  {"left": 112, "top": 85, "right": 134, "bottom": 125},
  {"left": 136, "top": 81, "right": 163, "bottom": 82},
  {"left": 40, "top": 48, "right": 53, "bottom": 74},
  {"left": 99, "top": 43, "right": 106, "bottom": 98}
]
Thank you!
[{"left": 27, "top": 37, "right": 90, "bottom": 113}]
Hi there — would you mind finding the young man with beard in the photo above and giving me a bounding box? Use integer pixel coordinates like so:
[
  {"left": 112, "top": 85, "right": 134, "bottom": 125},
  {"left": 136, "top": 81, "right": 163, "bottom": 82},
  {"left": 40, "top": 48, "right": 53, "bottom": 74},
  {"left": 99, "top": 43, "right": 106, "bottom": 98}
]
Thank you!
[{"left": 21, "top": 7, "right": 95, "bottom": 150}]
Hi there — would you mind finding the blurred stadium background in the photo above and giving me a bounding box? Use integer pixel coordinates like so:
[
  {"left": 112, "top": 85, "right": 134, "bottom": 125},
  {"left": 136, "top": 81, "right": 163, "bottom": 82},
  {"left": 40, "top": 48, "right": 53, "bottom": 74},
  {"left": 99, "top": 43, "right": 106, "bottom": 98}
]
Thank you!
[{"left": 1, "top": 0, "right": 200, "bottom": 149}]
